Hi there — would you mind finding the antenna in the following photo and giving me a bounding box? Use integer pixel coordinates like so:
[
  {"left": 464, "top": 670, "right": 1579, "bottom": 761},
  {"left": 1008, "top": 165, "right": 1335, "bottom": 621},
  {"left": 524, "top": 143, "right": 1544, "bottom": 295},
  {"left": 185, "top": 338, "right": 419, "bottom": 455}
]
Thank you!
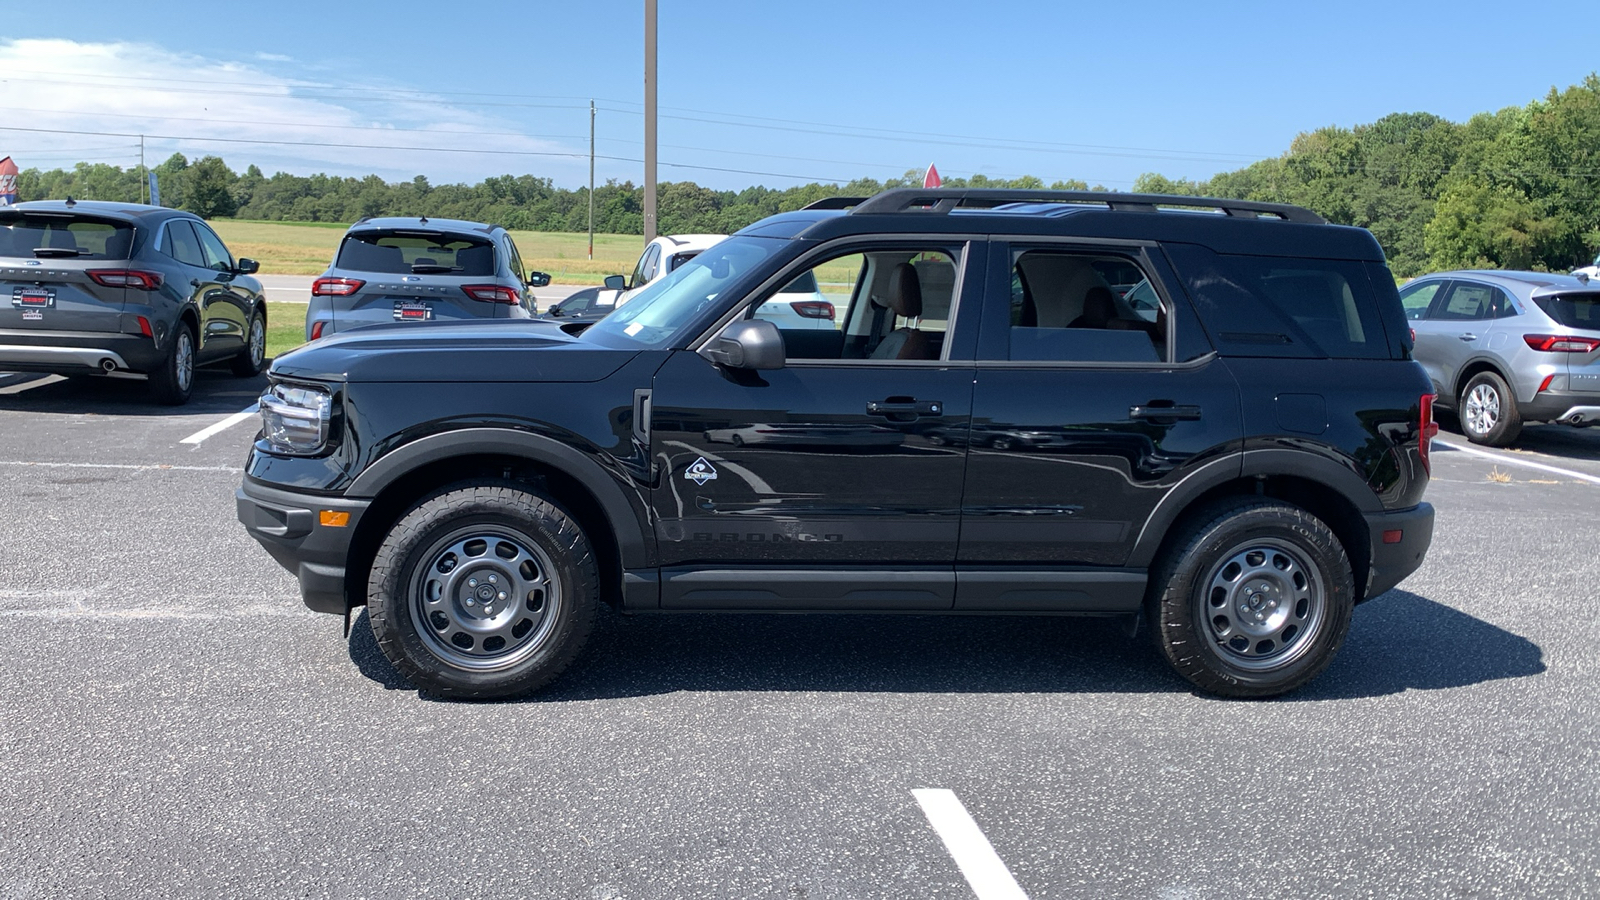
[{"left": 64, "top": 196, "right": 76, "bottom": 207}]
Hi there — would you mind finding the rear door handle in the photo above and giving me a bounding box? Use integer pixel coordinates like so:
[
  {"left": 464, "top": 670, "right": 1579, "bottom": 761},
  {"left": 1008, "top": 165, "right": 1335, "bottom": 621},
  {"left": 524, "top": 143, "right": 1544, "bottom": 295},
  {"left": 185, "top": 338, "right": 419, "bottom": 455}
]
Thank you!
[
  {"left": 867, "top": 398, "right": 943, "bottom": 418},
  {"left": 1130, "top": 403, "right": 1202, "bottom": 422},
  {"left": 1458, "top": 333, "right": 1478, "bottom": 342}
]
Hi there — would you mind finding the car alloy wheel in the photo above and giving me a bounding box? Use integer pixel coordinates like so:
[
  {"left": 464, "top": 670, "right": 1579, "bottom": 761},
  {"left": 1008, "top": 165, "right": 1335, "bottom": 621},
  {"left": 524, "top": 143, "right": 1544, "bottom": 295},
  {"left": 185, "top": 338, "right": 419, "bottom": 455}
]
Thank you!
[{"left": 1463, "top": 382, "right": 1500, "bottom": 436}]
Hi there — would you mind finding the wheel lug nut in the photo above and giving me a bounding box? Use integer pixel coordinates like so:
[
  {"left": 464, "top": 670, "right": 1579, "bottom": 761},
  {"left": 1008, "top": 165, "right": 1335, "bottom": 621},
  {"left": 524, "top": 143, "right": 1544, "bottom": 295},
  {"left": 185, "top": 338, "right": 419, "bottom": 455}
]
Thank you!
[
  {"left": 498, "top": 592, "right": 507, "bottom": 600},
  {"left": 488, "top": 575, "right": 498, "bottom": 584},
  {"left": 469, "top": 578, "right": 478, "bottom": 587}
]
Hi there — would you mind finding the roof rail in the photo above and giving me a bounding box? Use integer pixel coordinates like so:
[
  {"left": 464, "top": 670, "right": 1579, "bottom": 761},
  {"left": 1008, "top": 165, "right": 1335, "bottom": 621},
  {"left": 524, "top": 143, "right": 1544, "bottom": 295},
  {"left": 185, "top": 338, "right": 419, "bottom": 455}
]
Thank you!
[
  {"left": 848, "top": 188, "right": 1326, "bottom": 225},
  {"left": 801, "top": 196, "right": 868, "bottom": 211}
]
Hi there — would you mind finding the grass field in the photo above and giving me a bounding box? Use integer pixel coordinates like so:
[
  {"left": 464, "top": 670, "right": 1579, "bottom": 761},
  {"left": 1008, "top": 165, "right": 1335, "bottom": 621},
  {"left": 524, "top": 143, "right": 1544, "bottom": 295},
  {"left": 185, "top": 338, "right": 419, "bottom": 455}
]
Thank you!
[
  {"left": 264, "top": 301, "right": 308, "bottom": 360},
  {"left": 210, "top": 220, "right": 650, "bottom": 282}
]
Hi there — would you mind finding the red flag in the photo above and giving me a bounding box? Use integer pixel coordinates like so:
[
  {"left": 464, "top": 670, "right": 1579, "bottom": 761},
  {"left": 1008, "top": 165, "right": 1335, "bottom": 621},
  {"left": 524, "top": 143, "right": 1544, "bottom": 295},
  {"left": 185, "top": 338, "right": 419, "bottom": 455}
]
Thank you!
[{"left": 923, "top": 163, "right": 941, "bottom": 188}]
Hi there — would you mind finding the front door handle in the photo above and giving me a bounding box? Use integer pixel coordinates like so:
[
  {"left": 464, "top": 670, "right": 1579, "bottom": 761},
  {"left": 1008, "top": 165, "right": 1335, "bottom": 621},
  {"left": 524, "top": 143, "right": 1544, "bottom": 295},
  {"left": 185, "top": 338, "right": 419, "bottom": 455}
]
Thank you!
[
  {"left": 867, "top": 398, "right": 943, "bottom": 419},
  {"left": 1130, "top": 403, "right": 1202, "bottom": 422},
  {"left": 1458, "top": 333, "right": 1478, "bottom": 342}
]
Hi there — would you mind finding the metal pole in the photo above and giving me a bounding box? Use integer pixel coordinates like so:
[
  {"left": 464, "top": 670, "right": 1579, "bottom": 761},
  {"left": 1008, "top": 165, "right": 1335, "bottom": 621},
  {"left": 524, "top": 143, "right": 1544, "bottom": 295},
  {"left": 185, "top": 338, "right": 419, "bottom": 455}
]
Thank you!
[
  {"left": 588, "top": 100, "right": 595, "bottom": 261},
  {"left": 140, "top": 135, "right": 147, "bottom": 205},
  {"left": 643, "top": 0, "right": 657, "bottom": 243}
]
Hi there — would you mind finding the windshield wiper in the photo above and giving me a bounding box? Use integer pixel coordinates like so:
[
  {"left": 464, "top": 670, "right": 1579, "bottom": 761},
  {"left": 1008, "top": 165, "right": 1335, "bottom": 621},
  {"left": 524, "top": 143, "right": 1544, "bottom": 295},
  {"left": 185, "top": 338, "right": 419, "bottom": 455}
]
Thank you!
[{"left": 32, "top": 247, "right": 85, "bottom": 258}]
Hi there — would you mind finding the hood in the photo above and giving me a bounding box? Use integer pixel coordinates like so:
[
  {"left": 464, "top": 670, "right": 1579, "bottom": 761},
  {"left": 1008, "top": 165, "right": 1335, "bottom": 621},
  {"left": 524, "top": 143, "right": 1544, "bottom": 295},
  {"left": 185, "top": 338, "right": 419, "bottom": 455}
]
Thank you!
[{"left": 269, "top": 318, "right": 640, "bottom": 383}]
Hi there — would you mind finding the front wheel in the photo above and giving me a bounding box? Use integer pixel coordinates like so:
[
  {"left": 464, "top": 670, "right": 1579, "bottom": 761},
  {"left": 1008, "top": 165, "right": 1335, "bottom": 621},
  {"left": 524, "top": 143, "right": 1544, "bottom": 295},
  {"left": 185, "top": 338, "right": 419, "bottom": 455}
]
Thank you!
[
  {"left": 1460, "top": 371, "right": 1522, "bottom": 446},
  {"left": 1149, "top": 499, "right": 1354, "bottom": 698},
  {"left": 366, "top": 483, "right": 600, "bottom": 699}
]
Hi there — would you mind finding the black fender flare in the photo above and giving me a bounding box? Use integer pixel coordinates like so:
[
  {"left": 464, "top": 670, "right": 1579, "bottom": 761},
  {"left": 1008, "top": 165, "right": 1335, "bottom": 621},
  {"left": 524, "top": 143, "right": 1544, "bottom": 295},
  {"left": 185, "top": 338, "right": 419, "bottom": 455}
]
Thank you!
[
  {"left": 1126, "top": 448, "right": 1379, "bottom": 568},
  {"left": 345, "top": 427, "right": 652, "bottom": 568}
]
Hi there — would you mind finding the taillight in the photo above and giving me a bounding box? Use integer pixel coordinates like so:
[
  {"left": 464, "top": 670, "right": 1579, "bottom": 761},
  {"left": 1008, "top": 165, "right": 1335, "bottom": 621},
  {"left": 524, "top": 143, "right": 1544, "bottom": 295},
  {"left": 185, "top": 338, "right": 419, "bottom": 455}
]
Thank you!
[
  {"left": 788, "top": 299, "right": 836, "bottom": 320},
  {"left": 312, "top": 277, "right": 365, "bottom": 297},
  {"left": 87, "top": 269, "right": 162, "bottom": 290},
  {"left": 1538, "top": 373, "right": 1555, "bottom": 393},
  {"left": 462, "top": 284, "right": 519, "bottom": 304},
  {"left": 1523, "top": 333, "right": 1600, "bottom": 353},
  {"left": 137, "top": 316, "right": 152, "bottom": 337},
  {"left": 1419, "top": 393, "right": 1440, "bottom": 475}
]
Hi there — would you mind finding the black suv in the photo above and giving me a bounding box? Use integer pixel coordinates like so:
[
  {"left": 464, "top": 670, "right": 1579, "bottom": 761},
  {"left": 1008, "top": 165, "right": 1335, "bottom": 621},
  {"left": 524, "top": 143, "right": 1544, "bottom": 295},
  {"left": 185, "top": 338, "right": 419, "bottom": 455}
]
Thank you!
[
  {"left": 1, "top": 200, "right": 266, "bottom": 403},
  {"left": 238, "top": 189, "right": 1436, "bottom": 699}
]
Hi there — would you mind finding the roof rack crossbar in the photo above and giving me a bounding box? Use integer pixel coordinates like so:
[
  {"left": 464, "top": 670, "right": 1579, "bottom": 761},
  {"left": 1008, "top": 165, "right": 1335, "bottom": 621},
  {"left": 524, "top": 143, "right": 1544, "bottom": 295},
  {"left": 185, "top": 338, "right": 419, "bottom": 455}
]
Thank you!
[{"left": 848, "top": 188, "right": 1325, "bottom": 224}]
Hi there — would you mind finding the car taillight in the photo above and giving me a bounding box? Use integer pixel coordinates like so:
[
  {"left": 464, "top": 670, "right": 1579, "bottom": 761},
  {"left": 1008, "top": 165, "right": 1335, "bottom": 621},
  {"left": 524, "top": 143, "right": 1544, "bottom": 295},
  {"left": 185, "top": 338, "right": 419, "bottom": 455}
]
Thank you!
[
  {"left": 137, "top": 316, "right": 152, "bottom": 337},
  {"left": 1419, "top": 393, "right": 1440, "bottom": 475},
  {"left": 788, "top": 300, "right": 836, "bottom": 319},
  {"left": 87, "top": 269, "right": 162, "bottom": 290},
  {"left": 1523, "top": 333, "right": 1600, "bottom": 353},
  {"left": 312, "top": 277, "right": 365, "bottom": 297},
  {"left": 462, "top": 284, "right": 519, "bottom": 304}
]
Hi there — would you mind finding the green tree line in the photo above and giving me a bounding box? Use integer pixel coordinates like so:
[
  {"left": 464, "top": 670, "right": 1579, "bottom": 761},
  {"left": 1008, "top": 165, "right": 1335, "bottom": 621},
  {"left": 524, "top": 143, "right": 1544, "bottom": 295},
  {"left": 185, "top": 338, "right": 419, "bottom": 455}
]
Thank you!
[{"left": 12, "top": 74, "right": 1599, "bottom": 278}]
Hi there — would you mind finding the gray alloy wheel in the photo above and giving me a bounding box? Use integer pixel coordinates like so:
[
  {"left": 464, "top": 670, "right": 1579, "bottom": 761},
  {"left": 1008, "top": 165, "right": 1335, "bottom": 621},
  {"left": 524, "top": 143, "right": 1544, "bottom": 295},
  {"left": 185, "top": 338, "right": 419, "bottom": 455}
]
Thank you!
[
  {"left": 1459, "top": 370, "right": 1522, "bottom": 447},
  {"left": 231, "top": 311, "right": 267, "bottom": 377},
  {"left": 407, "top": 526, "right": 561, "bottom": 671},
  {"left": 1199, "top": 538, "right": 1326, "bottom": 671}
]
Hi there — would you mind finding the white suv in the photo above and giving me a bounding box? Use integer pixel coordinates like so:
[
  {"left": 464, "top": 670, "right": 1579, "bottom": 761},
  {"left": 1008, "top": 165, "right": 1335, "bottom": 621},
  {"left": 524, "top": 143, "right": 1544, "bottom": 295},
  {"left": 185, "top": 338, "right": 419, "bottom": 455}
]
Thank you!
[{"left": 605, "top": 234, "right": 725, "bottom": 307}]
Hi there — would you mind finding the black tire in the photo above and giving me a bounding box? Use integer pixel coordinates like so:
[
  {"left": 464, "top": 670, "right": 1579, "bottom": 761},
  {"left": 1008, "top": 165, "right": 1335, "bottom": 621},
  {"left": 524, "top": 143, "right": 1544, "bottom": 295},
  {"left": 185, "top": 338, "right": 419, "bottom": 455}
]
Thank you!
[
  {"left": 230, "top": 308, "right": 267, "bottom": 377},
  {"left": 366, "top": 482, "right": 600, "bottom": 699},
  {"left": 1148, "top": 498, "right": 1354, "bottom": 698},
  {"left": 148, "top": 322, "right": 196, "bottom": 406},
  {"left": 990, "top": 436, "right": 1015, "bottom": 451},
  {"left": 1459, "top": 370, "right": 1522, "bottom": 447}
]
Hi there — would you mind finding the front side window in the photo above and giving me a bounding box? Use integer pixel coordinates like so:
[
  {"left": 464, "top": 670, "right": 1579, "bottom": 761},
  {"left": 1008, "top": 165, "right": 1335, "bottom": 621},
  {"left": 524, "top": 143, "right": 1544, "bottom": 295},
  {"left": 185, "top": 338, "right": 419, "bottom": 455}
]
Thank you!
[
  {"left": 994, "top": 249, "right": 1167, "bottom": 363},
  {"left": 747, "top": 246, "right": 960, "bottom": 362},
  {"left": 193, "top": 223, "right": 234, "bottom": 272},
  {"left": 1399, "top": 280, "right": 1444, "bottom": 320},
  {"left": 336, "top": 231, "right": 497, "bottom": 276}
]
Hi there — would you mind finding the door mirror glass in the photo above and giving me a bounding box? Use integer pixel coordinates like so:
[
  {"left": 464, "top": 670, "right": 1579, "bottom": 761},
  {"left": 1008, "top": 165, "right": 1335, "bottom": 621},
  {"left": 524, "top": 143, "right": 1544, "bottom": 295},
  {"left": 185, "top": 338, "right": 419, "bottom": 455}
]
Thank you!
[
  {"left": 235, "top": 257, "right": 260, "bottom": 275},
  {"left": 702, "top": 318, "right": 785, "bottom": 370},
  {"left": 604, "top": 274, "right": 627, "bottom": 291},
  {"left": 526, "top": 270, "right": 550, "bottom": 287}
]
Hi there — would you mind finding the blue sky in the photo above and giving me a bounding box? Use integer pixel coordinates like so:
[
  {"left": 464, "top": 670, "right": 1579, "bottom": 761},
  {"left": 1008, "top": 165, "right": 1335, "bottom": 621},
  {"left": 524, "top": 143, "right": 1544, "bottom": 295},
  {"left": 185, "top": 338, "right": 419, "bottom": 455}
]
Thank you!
[{"left": 1, "top": 0, "right": 1594, "bottom": 192}]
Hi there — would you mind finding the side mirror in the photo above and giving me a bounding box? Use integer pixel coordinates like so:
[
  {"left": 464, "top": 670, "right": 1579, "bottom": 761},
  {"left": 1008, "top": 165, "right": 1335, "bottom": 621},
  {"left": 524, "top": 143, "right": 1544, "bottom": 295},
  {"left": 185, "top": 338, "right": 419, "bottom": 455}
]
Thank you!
[
  {"left": 527, "top": 270, "right": 551, "bottom": 287},
  {"left": 701, "top": 318, "right": 785, "bottom": 371},
  {"left": 547, "top": 305, "right": 564, "bottom": 317},
  {"left": 236, "top": 258, "right": 260, "bottom": 275},
  {"left": 603, "top": 274, "right": 627, "bottom": 291}
]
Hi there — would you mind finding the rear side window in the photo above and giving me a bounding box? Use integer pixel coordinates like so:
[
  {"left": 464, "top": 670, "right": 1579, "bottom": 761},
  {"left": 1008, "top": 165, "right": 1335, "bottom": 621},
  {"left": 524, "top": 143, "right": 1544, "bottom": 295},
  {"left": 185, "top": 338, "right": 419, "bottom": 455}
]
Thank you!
[
  {"left": 1166, "top": 244, "right": 1390, "bottom": 359},
  {"left": 1534, "top": 293, "right": 1600, "bottom": 330},
  {"left": 160, "top": 220, "right": 207, "bottom": 268},
  {"left": 337, "top": 231, "right": 496, "bottom": 276},
  {"left": 0, "top": 214, "right": 134, "bottom": 260}
]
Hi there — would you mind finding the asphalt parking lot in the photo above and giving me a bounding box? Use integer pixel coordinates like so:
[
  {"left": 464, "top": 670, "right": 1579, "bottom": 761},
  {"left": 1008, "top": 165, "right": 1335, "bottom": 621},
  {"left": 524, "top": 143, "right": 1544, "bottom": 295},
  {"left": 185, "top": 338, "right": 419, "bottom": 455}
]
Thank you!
[{"left": 0, "top": 370, "right": 1595, "bottom": 899}]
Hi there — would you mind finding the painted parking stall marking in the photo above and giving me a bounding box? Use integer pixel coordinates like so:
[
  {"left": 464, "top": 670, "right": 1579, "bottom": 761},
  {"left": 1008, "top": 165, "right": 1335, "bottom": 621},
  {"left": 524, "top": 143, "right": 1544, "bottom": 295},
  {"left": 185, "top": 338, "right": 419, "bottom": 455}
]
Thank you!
[
  {"left": 1434, "top": 438, "right": 1600, "bottom": 485},
  {"left": 179, "top": 404, "right": 259, "bottom": 445},
  {"left": 913, "top": 789, "right": 1030, "bottom": 900},
  {"left": 0, "top": 374, "right": 61, "bottom": 395}
]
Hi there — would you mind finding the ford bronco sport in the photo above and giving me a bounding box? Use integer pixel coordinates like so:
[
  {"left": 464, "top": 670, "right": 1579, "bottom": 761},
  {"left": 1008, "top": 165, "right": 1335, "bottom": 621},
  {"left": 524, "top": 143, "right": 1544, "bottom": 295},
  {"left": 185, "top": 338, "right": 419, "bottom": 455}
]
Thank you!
[{"left": 238, "top": 188, "right": 1436, "bottom": 699}]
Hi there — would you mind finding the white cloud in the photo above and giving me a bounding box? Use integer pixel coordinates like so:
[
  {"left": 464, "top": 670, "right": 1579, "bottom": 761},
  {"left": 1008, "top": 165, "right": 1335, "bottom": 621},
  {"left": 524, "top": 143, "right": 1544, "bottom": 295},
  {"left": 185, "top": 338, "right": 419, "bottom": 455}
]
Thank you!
[{"left": 0, "top": 39, "right": 601, "bottom": 185}]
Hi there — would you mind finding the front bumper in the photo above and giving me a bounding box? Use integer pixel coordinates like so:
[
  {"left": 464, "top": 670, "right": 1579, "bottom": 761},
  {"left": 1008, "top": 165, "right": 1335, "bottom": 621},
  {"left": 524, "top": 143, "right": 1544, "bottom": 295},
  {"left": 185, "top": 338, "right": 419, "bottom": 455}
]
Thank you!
[
  {"left": 237, "top": 480, "right": 370, "bottom": 614},
  {"left": 1362, "top": 502, "right": 1434, "bottom": 600}
]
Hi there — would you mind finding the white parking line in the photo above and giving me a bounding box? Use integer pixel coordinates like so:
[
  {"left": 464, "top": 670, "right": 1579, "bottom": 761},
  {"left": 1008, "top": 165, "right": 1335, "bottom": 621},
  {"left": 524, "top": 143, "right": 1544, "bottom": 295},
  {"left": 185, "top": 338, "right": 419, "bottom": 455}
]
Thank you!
[
  {"left": 179, "top": 404, "right": 259, "bottom": 445},
  {"left": 913, "top": 789, "right": 1030, "bottom": 900},
  {"left": 0, "top": 374, "right": 63, "bottom": 395},
  {"left": 1434, "top": 439, "right": 1600, "bottom": 485},
  {"left": 0, "top": 460, "right": 242, "bottom": 473}
]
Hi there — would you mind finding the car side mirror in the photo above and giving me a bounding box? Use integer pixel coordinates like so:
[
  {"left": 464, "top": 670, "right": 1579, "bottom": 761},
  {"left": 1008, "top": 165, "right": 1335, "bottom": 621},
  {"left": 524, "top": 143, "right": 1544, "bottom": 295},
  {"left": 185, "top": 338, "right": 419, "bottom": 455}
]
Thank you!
[
  {"left": 603, "top": 274, "right": 627, "bottom": 291},
  {"left": 701, "top": 318, "right": 785, "bottom": 370},
  {"left": 547, "top": 305, "right": 564, "bottom": 317},
  {"left": 235, "top": 258, "right": 260, "bottom": 275},
  {"left": 527, "top": 270, "right": 550, "bottom": 287}
]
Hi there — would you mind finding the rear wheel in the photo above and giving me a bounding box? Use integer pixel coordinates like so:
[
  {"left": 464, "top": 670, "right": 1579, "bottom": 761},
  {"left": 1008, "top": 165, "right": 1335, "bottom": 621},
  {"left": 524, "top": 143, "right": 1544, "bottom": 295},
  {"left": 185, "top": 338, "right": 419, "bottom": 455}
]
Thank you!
[
  {"left": 148, "top": 323, "right": 195, "bottom": 405},
  {"left": 366, "top": 483, "right": 600, "bottom": 699},
  {"left": 231, "top": 308, "right": 267, "bottom": 377},
  {"left": 1149, "top": 499, "right": 1354, "bottom": 698},
  {"left": 1459, "top": 371, "right": 1522, "bottom": 446}
]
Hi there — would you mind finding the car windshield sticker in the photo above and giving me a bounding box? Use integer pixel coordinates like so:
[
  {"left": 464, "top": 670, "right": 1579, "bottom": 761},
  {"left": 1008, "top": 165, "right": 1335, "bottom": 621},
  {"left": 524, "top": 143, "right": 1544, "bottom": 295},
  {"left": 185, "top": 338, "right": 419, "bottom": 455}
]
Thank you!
[{"left": 684, "top": 457, "right": 718, "bottom": 486}]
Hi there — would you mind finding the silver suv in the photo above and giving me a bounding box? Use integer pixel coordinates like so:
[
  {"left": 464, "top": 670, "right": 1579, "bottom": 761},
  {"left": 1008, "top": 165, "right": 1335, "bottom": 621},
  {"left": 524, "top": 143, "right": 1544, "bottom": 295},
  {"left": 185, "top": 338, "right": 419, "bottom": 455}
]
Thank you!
[
  {"left": 1400, "top": 269, "right": 1600, "bottom": 445},
  {"left": 305, "top": 217, "right": 548, "bottom": 340}
]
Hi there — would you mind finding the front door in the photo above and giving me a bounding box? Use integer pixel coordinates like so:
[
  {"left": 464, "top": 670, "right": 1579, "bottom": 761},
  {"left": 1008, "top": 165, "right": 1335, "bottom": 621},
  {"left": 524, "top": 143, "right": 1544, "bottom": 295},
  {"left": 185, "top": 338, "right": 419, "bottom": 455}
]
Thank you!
[{"left": 648, "top": 240, "right": 982, "bottom": 610}]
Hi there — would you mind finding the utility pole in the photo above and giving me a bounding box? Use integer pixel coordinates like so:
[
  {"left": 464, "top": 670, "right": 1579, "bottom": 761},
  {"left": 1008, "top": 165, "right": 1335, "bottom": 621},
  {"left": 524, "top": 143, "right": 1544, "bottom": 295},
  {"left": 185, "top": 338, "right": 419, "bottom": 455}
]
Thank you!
[
  {"left": 644, "top": 0, "right": 657, "bottom": 243},
  {"left": 588, "top": 100, "right": 595, "bottom": 260},
  {"left": 139, "top": 135, "right": 147, "bottom": 205}
]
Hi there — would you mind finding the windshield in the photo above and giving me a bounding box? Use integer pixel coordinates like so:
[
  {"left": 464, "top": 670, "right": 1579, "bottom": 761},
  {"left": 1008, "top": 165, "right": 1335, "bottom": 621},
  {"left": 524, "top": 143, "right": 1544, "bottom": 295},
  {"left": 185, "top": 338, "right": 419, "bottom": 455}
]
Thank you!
[{"left": 582, "top": 236, "right": 782, "bottom": 348}]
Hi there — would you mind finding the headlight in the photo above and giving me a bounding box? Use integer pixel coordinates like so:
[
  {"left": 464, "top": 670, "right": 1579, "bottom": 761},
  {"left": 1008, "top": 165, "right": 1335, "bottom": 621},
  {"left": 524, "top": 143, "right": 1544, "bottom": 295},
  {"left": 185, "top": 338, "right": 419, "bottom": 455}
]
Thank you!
[{"left": 259, "top": 382, "right": 333, "bottom": 455}]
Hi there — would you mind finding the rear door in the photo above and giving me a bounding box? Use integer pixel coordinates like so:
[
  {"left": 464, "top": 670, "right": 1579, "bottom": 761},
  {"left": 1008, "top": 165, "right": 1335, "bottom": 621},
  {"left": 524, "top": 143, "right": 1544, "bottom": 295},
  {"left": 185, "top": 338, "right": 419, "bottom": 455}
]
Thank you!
[
  {"left": 957, "top": 240, "right": 1239, "bottom": 609},
  {"left": 0, "top": 212, "right": 133, "bottom": 334}
]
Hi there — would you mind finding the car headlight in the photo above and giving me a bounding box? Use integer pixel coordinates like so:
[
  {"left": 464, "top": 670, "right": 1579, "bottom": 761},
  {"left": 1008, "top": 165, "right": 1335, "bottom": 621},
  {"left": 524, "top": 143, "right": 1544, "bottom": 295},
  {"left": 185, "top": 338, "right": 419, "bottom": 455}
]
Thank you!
[{"left": 259, "top": 382, "right": 333, "bottom": 455}]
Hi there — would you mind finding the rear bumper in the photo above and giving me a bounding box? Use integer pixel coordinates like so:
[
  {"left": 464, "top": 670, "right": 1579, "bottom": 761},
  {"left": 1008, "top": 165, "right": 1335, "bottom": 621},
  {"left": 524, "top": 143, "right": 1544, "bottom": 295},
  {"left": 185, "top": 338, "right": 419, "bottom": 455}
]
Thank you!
[
  {"left": 0, "top": 328, "right": 163, "bottom": 373},
  {"left": 1519, "top": 390, "right": 1600, "bottom": 424},
  {"left": 1362, "top": 502, "right": 1434, "bottom": 600},
  {"left": 237, "top": 480, "right": 370, "bottom": 614}
]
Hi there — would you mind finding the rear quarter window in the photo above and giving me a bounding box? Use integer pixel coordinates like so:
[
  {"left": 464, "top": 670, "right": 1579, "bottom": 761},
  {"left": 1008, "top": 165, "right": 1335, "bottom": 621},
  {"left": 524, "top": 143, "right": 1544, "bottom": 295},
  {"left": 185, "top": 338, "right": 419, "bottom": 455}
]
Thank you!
[
  {"left": 0, "top": 214, "right": 134, "bottom": 260},
  {"left": 337, "top": 232, "right": 497, "bottom": 276},
  {"left": 1165, "top": 244, "right": 1392, "bottom": 359}
]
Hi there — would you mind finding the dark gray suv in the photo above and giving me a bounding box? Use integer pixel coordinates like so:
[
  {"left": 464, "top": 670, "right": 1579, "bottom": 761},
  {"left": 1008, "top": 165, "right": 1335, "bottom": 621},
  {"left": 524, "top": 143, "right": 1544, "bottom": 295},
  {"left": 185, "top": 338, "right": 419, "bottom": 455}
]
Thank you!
[
  {"left": 306, "top": 217, "right": 548, "bottom": 340},
  {"left": 0, "top": 200, "right": 266, "bottom": 404}
]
